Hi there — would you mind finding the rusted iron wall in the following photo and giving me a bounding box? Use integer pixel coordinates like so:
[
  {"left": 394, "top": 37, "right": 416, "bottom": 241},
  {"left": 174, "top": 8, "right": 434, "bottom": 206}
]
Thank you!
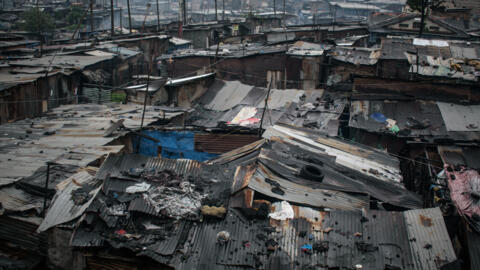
[
  {"left": 165, "top": 57, "right": 211, "bottom": 79},
  {"left": 175, "top": 77, "right": 215, "bottom": 108},
  {"left": 0, "top": 72, "right": 82, "bottom": 124},
  {"left": 167, "top": 54, "right": 287, "bottom": 88},
  {"left": 328, "top": 60, "right": 377, "bottom": 85},
  {"left": 194, "top": 134, "right": 260, "bottom": 154},
  {"left": 353, "top": 77, "right": 480, "bottom": 103},
  {"left": 328, "top": 28, "right": 369, "bottom": 40},
  {"left": 377, "top": 59, "right": 411, "bottom": 80},
  {"left": 286, "top": 55, "right": 324, "bottom": 89}
]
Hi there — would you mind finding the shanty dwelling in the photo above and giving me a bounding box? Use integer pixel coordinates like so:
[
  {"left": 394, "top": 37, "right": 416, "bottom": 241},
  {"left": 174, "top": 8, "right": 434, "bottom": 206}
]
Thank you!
[
  {"left": 162, "top": 43, "right": 288, "bottom": 88},
  {"left": 0, "top": 70, "right": 473, "bottom": 269},
  {"left": 124, "top": 72, "right": 215, "bottom": 107},
  {"left": 368, "top": 13, "right": 470, "bottom": 43},
  {"left": 168, "top": 37, "right": 193, "bottom": 53},
  {"left": 31, "top": 124, "right": 460, "bottom": 269},
  {"left": 326, "top": 46, "right": 381, "bottom": 91}
]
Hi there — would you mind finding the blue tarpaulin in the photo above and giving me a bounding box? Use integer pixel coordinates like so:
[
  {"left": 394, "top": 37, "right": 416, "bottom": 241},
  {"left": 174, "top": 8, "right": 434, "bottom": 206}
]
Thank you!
[
  {"left": 134, "top": 131, "right": 219, "bottom": 162},
  {"left": 370, "top": 112, "right": 387, "bottom": 123}
]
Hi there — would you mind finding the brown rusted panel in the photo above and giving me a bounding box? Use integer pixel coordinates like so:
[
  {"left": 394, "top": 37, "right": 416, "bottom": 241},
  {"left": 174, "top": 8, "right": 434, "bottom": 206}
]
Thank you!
[
  {"left": 354, "top": 77, "right": 479, "bottom": 103},
  {"left": 194, "top": 134, "right": 260, "bottom": 154},
  {"left": 229, "top": 188, "right": 255, "bottom": 209},
  {"left": 231, "top": 164, "right": 256, "bottom": 194}
]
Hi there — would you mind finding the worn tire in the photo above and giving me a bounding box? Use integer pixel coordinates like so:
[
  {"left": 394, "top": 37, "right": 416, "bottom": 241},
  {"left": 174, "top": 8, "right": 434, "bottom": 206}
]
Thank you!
[{"left": 300, "top": 165, "right": 324, "bottom": 182}]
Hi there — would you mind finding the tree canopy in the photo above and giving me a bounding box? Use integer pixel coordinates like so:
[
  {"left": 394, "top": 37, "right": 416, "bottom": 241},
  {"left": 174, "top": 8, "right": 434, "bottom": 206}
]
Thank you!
[
  {"left": 22, "top": 7, "right": 54, "bottom": 34},
  {"left": 407, "top": 0, "right": 446, "bottom": 12}
]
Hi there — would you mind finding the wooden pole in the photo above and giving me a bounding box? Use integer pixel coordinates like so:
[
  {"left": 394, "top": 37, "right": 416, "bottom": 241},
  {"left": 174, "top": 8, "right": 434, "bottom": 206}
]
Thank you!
[
  {"left": 258, "top": 75, "right": 273, "bottom": 137},
  {"left": 215, "top": 0, "right": 218, "bottom": 21},
  {"left": 90, "top": 0, "right": 94, "bottom": 35},
  {"left": 127, "top": 0, "right": 132, "bottom": 33},
  {"left": 110, "top": 0, "right": 114, "bottom": 36},
  {"left": 156, "top": 0, "right": 161, "bottom": 31}
]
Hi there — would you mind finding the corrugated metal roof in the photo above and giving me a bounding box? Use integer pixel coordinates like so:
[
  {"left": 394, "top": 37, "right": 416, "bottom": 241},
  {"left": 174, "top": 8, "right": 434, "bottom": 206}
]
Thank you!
[
  {"left": 466, "top": 229, "right": 480, "bottom": 270},
  {"left": 437, "top": 102, "right": 480, "bottom": 132},
  {"left": 349, "top": 100, "right": 449, "bottom": 138},
  {"left": 203, "top": 80, "right": 255, "bottom": 111},
  {"left": 206, "top": 139, "right": 266, "bottom": 165},
  {"left": 0, "top": 215, "right": 47, "bottom": 253},
  {"left": 194, "top": 134, "right": 261, "bottom": 154},
  {"left": 332, "top": 47, "right": 381, "bottom": 65},
  {"left": 0, "top": 103, "right": 164, "bottom": 186},
  {"left": 262, "top": 125, "right": 403, "bottom": 184},
  {"left": 242, "top": 163, "right": 370, "bottom": 211},
  {"left": 37, "top": 171, "right": 98, "bottom": 232},
  {"left": 403, "top": 207, "right": 457, "bottom": 270},
  {"left": 0, "top": 186, "right": 44, "bottom": 213},
  {"left": 256, "top": 141, "right": 421, "bottom": 209}
]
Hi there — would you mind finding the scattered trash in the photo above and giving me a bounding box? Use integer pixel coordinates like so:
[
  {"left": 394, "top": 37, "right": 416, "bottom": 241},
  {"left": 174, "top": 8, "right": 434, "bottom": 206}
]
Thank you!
[
  {"left": 269, "top": 201, "right": 294, "bottom": 221},
  {"left": 390, "top": 125, "right": 400, "bottom": 133},
  {"left": 216, "top": 231, "right": 230, "bottom": 244},
  {"left": 385, "top": 118, "right": 396, "bottom": 129},
  {"left": 353, "top": 232, "right": 362, "bottom": 237},
  {"left": 301, "top": 244, "right": 313, "bottom": 254},
  {"left": 406, "top": 116, "right": 430, "bottom": 129},
  {"left": 265, "top": 238, "right": 278, "bottom": 251},
  {"left": 313, "top": 241, "right": 329, "bottom": 252},
  {"left": 201, "top": 206, "right": 227, "bottom": 218},
  {"left": 355, "top": 264, "right": 363, "bottom": 269},
  {"left": 323, "top": 227, "right": 333, "bottom": 233},
  {"left": 356, "top": 241, "right": 378, "bottom": 252},
  {"left": 144, "top": 181, "right": 206, "bottom": 220},
  {"left": 116, "top": 229, "right": 127, "bottom": 235},
  {"left": 126, "top": 182, "right": 151, "bottom": 193}
]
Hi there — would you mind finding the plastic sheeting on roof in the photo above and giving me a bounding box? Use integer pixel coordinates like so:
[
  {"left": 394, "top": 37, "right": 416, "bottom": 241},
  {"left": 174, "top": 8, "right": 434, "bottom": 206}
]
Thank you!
[
  {"left": 413, "top": 38, "right": 449, "bottom": 47},
  {"left": 133, "top": 131, "right": 219, "bottom": 162}
]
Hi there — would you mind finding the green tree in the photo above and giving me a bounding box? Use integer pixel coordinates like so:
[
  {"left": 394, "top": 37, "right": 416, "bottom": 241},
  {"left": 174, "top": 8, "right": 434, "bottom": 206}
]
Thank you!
[
  {"left": 22, "top": 7, "right": 54, "bottom": 34},
  {"left": 66, "top": 6, "right": 84, "bottom": 26},
  {"left": 407, "top": 0, "right": 446, "bottom": 12}
]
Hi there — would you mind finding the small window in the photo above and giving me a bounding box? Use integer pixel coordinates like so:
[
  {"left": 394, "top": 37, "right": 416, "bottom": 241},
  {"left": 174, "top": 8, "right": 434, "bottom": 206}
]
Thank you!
[
  {"left": 413, "top": 22, "right": 422, "bottom": 28},
  {"left": 430, "top": 26, "right": 440, "bottom": 31},
  {"left": 399, "top": 23, "right": 409, "bottom": 28}
]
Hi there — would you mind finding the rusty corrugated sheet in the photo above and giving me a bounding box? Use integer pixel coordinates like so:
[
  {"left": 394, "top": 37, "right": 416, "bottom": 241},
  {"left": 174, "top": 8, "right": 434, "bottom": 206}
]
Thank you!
[
  {"left": 403, "top": 208, "right": 457, "bottom": 270},
  {"left": 194, "top": 134, "right": 261, "bottom": 154}
]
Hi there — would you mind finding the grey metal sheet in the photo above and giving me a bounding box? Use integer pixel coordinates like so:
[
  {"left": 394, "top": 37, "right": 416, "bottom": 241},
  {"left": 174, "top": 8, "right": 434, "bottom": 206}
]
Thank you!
[
  {"left": 256, "top": 89, "right": 304, "bottom": 110},
  {"left": 349, "top": 100, "right": 448, "bottom": 138},
  {"left": 248, "top": 163, "right": 370, "bottom": 211},
  {"left": 204, "top": 80, "right": 254, "bottom": 111},
  {"left": 0, "top": 103, "right": 163, "bottom": 186},
  {"left": 37, "top": 171, "right": 99, "bottom": 232},
  {"left": 403, "top": 207, "right": 456, "bottom": 270},
  {"left": 437, "top": 102, "right": 480, "bottom": 132},
  {"left": 466, "top": 229, "right": 480, "bottom": 270},
  {"left": 0, "top": 215, "right": 47, "bottom": 253},
  {"left": 326, "top": 211, "right": 364, "bottom": 269},
  {"left": 263, "top": 125, "right": 404, "bottom": 184},
  {"left": 0, "top": 186, "right": 44, "bottom": 213},
  {"left": 450, "top": 45, "right": 477, "bottom": 59},
  {"left": 257, "top": 142, "right": 422, "bottom": 209},
  {"left": 362, "top": 210, "right": 415, "bottom": 270}
]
